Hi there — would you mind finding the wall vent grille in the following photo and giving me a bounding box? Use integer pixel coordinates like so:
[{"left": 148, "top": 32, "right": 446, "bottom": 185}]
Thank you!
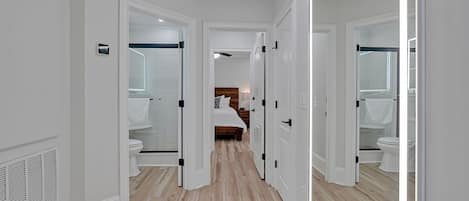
[{"left": 0, "top": 148, "right": 57, "bottom": 201}]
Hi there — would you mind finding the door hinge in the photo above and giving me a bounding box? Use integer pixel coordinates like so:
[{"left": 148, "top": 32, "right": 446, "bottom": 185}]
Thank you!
[
  {"left": 275, "top": 101, "right": 278, "bottom": 109},
  {"left": 274, "top": 160, "right": 278, "bottom": 168},
  {"left": 179, "top": 41, "right": 185, "bottom": 48},
  {"left": 262, "top": 45, "right": 266, "bottom": 53},
  {"left": 273, "top": 41, "right": 279, "bottom": 49},
  {"left": 356, "top": 44, "right": 360, "bottom": 51},
  {"left": 179, "top": 100, "right": 185, "bottom": 108},
  {"left": 356, "top": 100, "right": 360, "bottom": 108},
  {"left": 325, "top": 111, "right": 328, "bottom": 117},
  {"left": 262, "top": 153, "right": 265, "bottom": 160},
  {"left": 179, "top": 158, "right": 185, "bottom": 166},
  {"left": 262, "top": 99, "right": 266, "bottom": 107},
  {"left": 356, "top": 156, "right": 359, "bottom": 164}
]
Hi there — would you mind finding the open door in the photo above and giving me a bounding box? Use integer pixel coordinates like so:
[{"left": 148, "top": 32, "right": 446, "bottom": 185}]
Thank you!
[
  {"left": 178, "top": 41, "right": 184, "bottom": 187},
  {"left": 274, "top": 9, "right": 295, "bottom": 200},
  {"left": 250, "top": 33, "right": 266, "bottom": 179}
]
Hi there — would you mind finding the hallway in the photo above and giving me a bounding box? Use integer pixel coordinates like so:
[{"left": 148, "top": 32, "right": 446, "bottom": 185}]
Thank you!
[{"left": 130, "top": 132, "right": 282, "bottom": 201}]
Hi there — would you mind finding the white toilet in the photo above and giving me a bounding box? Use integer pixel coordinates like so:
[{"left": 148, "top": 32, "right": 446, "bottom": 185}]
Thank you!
[
  {"left": 129, "top": 139, "right": 143, "bottom": 177},
  {"left": 377, "top": 137, "right": 415, "bottom": 172}
]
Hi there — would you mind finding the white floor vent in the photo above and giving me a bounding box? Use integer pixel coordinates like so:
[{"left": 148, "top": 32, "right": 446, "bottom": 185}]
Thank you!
[{"left": 0, "top": 149, "right": 57, "bottom": 201}]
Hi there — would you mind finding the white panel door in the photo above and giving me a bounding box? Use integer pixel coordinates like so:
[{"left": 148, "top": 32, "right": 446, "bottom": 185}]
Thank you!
[
  {"left": 274, "top": 10, "right": 295, "bottom": 201},
  {"left": 250, "top": 33, "right": 266, "bottom": 179}
]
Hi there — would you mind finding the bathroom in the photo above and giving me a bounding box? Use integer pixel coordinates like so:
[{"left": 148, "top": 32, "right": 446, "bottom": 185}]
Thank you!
[
  {"left": 126, "top": 8, "right": 185, "bottom": 196},
  {"left": 357, "top": 18, "right": 416, "bottom": 172}
]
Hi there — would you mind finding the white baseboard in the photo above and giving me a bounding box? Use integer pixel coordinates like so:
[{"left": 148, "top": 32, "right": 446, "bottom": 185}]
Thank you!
[
  {"left": 332, "top": 167, "right": 353, "bottom": 186},
  {"left": 359, "top": 150, "right": 383, "bottom": 164},
  {"left": 137, "top": 152, "right": 178, "bottom": 166},
  {"left": 102, "top": 195, "right": 119, "bottom": 201},
  {"left": 312, "top": 152, "right": 326, "bottom": 175}
]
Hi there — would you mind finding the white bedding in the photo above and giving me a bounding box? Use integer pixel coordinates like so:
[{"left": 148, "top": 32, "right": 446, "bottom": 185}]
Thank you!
[{"left": 213, "top": 107, "right": 247, "bottom": 133}]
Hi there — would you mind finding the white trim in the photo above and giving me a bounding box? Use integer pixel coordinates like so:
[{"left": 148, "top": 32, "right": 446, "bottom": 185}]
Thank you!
[
  {"left": 399, "top": 1, "right": 409, "bottom": 200},
  {"left": 101, "top": 195, "right": 120, "bottom": 201},
  {"left": 203, "top": 21, "right": 274, "bottom": 185},
  {"left": 344, "top": 13, "right": 399, "bottom": 186},
  {"left": 313, "top": 24, "right": 337, "bottom": 184},
  {"left": 118, "top": 0, "right": 130, "bottom": 201},
  {"left": 311, "top": 153, "right": 326, "bottom": 175},
  {"left": 119, "top": 1, "right": 199, "bottom": 200},
  {"left": 416, "top": 0, "right": 426, "bottom": 200}
]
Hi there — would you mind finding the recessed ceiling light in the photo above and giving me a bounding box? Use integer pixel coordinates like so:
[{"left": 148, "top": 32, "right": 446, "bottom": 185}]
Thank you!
[{"left": 158, "top": 18, "right": 164, "bottom": 23}]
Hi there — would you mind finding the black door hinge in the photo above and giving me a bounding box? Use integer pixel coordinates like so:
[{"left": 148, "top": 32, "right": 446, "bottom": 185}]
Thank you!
[
  {"left": 356, "top": 156, "right": 359, "bottom": 164},
  {"left": 262, "top": 45, "right": 266, "bottom": 53},
  {"left": 356, "top": 44, "right": 360, "bottom": 51},
  {"left": 179, "top": 100, "right": 185, "bottom": 108},
  {"left": 356, "top": 100, "right": 360, "bottom": 108},
  {"left": 262, "top": 99, "right": 266, "bottom": 106},
  {"left": 274, "top": 160, "right": 278, "bottom": 168},
  {"left": 179, "top": 158, "right": 185, "bottom": 166},
  {"left": 273, "top": 41, "right": 279, "bottom": 49},
  {"left": 262, "top": 153, "right": 265, "bottom": 160},
  {"left": 179, "top": 41, "right": 185, "bottom": 48},
  {"left": 275, "top": 101, "right": 278, "bottom": 109}
]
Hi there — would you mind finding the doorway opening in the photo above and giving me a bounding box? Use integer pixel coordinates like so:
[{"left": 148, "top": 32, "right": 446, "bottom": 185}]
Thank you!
[{"left": 206, "top": 28, "right": 274, "bottom": 193}]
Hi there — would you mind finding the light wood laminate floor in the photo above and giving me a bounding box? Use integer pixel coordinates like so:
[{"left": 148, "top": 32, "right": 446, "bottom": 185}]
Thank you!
[
  {"left": 130, "top": 132, "right": 282, "bottom": 201},
  {"left": 312, "top": 164, "right": 415, "bottom": 201}
]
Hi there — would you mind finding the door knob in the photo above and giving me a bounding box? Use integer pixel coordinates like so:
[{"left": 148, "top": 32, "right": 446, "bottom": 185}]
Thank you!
[{"left": 281, "top": 119, "right": 292, "bottom": 127}]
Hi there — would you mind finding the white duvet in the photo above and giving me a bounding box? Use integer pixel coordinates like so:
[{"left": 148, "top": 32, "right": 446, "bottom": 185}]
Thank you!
[{"left": 213, "top": 107, "right": 247, "bottom": 133}]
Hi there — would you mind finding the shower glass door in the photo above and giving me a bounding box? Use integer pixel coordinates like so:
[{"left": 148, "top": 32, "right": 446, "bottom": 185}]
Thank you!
[
  {"left": 129, "top": 45, "right": 182, "bottom": 152},
  {"left": 357, "top": 47, "right": 399, "bottom": 150}
]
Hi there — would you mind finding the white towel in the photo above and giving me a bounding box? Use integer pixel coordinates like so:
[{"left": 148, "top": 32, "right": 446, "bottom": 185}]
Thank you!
[
  {"left": 361, "top": 98, "right": 393, "bottom": 129},
  {"left": 128, "top": 98, "right": 152, "bottom": 130}
]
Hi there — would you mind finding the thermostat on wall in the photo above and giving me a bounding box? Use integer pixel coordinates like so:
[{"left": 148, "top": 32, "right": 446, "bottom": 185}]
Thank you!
[{"left": 97, "top": 43, "right": 110, "bottom": 55}]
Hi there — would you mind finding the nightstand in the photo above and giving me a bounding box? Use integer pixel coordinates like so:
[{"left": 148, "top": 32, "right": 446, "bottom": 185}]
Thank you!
[{"left": 239, "top": 109, "right": 250, "bottom": 128}]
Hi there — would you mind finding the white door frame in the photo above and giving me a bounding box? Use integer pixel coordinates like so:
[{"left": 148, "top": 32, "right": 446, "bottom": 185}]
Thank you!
[
  {"left": 344, "top": 13, "right": 399, "bottom": 186},
  {"left": 202, "top": 22, "right": 274, "bottom": 183},
  {"left": 118, "top": 0, "right": 198, "bottom": 200},
  {"left": 312, "top": 24, "right": 337, "bottom": 183}
]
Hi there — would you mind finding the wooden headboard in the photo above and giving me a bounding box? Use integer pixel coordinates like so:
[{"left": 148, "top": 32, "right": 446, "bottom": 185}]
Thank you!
[{"left": 215, "top": 88, "right": 239, "bottom": 112}]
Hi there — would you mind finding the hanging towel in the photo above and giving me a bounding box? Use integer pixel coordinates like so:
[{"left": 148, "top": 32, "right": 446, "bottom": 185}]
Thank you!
[
  {"left": 361, "top": 98, "right": 394, "bottom": 129},
  {"left": 128, "top": 98, "right": 152, "bottom": 130}
]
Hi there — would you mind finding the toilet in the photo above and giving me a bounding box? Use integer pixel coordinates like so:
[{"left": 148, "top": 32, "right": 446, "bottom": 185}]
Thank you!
[
  {"left": 377, "top": 137, "right": 415, "bottom": 172},
  {"left": 129, "top": 139, "right": 144, "bottom": 177}
]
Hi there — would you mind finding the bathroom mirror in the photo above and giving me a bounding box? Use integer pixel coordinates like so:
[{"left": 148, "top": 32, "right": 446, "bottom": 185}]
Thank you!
[{"left": 128, "top": 48, "right": 146, "bottom": 91}]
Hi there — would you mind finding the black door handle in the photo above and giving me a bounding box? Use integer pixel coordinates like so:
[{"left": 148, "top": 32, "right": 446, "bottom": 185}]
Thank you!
[{"left": 281, "top": 119, "right": 292, "bottom": 127}]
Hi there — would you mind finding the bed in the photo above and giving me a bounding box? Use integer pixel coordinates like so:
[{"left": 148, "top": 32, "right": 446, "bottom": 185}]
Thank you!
[{"left": 214, "top": 88, "right": 247, "bottom": 141}]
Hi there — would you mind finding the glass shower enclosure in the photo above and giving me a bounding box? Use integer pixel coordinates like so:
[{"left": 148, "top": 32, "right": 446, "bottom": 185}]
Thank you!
[
  {"left": 128, "top": 43, "right": 183, "bottom": 152},
  {"left": 357, "top": 46, "right": 399, "bottom": 150}
]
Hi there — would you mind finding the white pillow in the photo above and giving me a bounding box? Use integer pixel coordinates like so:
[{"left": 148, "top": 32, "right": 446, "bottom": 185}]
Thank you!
[{"left": 220, "top": 97, "right": 231, "bottom": 108}]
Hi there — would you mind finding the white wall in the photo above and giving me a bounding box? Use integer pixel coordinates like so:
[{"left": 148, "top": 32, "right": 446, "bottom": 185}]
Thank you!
[
  {"left": 425, "top": 0, "right": 469, "bottom": 200},
  {"left": 130, "top": 25, "right": 180, "bottom": 43},
  {"left": 214, "top": 57, "right": 251, "bottom": 109},
  {"left": 1, "top": 0, "right": 71, "bottom": 200},
  {"left": 210, "top": 31, "right": 257, "bottom": 50}
]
